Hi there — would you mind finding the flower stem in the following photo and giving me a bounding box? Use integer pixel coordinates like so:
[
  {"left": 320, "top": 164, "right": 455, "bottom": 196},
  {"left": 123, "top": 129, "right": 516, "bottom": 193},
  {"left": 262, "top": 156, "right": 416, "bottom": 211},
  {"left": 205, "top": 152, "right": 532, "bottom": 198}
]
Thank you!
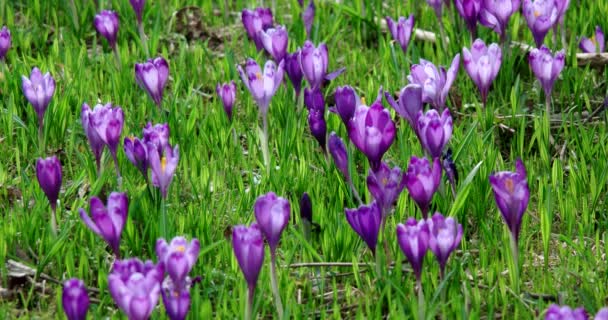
[
  {"left": 38, "top": 117, "right": 44, "bottom": 154},
  {"left": 261, "top": 113, "right": 270, "bottom": 175},
  {"left": 111, "top": 152, "right": 122, "bottom": 189},
  {"left": 160, "top": 196, "right": 168, "bottom": 239},
  {"left": 509, "top": 234, "right": 520, "bottom": 294},
  {"left": 437, "top": 18, "right": 448, "bottom": 55},
  {"left": 245, "top": 285, "right": 254, "bottom": 320},
  {"left": 545, "top": 93, "right": 552, "bottom": 116},
  {"left": 270, "top": 250, "right": 284, "bottom": 318},
  {"left": 95, "top": 157, "right": 101, "bottom": 179},
  {"left": 138, "top": 23, "right": 149, "bottom": 57},
  {"left": 112, "top": 46, "right": 122, "bottom": 70},
  {"left": 50, "top": 206, "right": 57, "bottom": 236},
  {"left": 417, "top": 278, "right": 425, "bottom": 320},
  {"left": 348, "top": 179, "right": 363, "bottom": 205}
]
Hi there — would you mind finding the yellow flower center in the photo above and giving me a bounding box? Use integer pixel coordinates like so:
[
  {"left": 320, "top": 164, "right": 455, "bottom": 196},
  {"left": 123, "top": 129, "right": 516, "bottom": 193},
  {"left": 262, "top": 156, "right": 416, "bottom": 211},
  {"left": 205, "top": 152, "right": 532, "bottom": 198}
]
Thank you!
[
  {"left": 591, "top": 35, "right": 597, "bottom": 45},
  {"left": 255, "top": 72, "right": 262, "bottom": 79},
  {"left": 161, "top": 156, "right": 167, "bottom": 172},
  {"left": 505, "top": 178, "right": 514, "bottom": 193},
  {"left": 176, "top": 245, "right": 185, "bottom": 252},
  {"left": 361, "top": 97, "right": 366, "bottom": 105},
  {"left": 534, "top": 10, "right": 540, "bottom": 18},
  {"left": 382, "top": 177, "right": 389, "bottom": 186}
]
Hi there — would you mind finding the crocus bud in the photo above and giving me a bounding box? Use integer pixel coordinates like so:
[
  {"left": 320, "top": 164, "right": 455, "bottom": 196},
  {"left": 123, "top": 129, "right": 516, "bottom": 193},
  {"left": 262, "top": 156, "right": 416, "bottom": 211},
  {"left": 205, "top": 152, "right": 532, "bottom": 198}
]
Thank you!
[
  {"left": 161, "top": 278, "right": 191, "bottom": 320},
  {"left": 479, "top": 0, "right": 521, "bottom": 39},
  {"left": 156, "top": 237, "right": 200, "bottom": 289},
  {"left": 385, "top": 84, "right": 423, "bottom": 129},
  {"left": 345, "top": 201, "right": 382, "bottom": 256},
  {"left": 426, "top": 0, "right": 444, "bottom": 19},
  {"left": 579, "top": 26, "right": 605, "bottom": 53},
  {"left": 300, "top": 192, "right": 312, "bottom": 223},
  {"left": 308, "top": 109, "right": 327, "bottom": 151},
  {"left": 300, "top": 41, "right": 328, "bottom": 89},
  {"left": 79, "top": 192, "right": 128, "bottom": 257},
  {"left": 347, "top": 98, "right": 396, "bottom": 172},
  {"left": 332, "top": 85, "right": 359, "bottom": 125},
  {"left": 366, "top": 162, "right": 406, "bottom": 216},
  {"left": 462, "top": 39, "right": 502, "bottom": 105},
  {"left": 303, "top": 0, "right": 315, "bottom": 38},
  {"left": 242, "top": 8, "right": 274, "bottom": 50},
  {"left": 36, "top": 156, "right": 62, "bottom": 211},
  {"left": 405, "top": 156, "right": 441, "bottom": 219},
  {"left": 595, "top": 308, "right": 608, "bottom": 320},
  {"left": 328, "top": 132, "right": 350, "bottom": 181},
  {"left": 455, "top": 0, "right": 482, "bottom": 36},
  {"left": 143, "top": 122, "right": 170, "bottom": 154},
  {"left": 254, "top": 192, "right": 291, "bottom": 253},
  {"left": 522, "top": 0, "right": 558, "bottom": 47},
  {"left": 407, "top": 54, "right": 460, "bottom": 110},
  {"left": 81, "top": 103, "right": 106, "bottom": 171},
  {"left": 0, "top": 26, "right": 11, "bottom": 60},
  {"left": 129, "top": 0, "right": 146, "bottom": 24},
  {"left": 135, "top": 56, "right": 169, "bottom": 107},
  {"left": 416, "top": 109, "right": 453, "bottom": 159},
  {"left": 62, "top": 278, "right": 90, "bottom": 320},
  {"left": 94, "top": 10, "right": 119, "bottom": 49},
  {"left": 386, "top": 15, "right": 415, "bottom": 54},
  {"left": 544, "top": 304, "right": 588, "bottom": 320},
  {"left": 108, "top": 258, "right": 163, "bottom": 320},
  {"left": 489, "top": 159, "right": 530, "bottom": 242},
  {"left": 147, "top": 143, "right": 179, "bottom": 199},
  {"left": 396, "top": 218, "right": 430, "bottom": 280},
  {"left": 528, "top": 46, "right": 565, "bottom": 99},
  {"left": 124, "top": 136, "right": 148, "bottom": 178},
  {"left": 232, "top": 223, "right": 265, "bottom": 290},
  {"left": 304, "top": 87, "right": 325, "bottom": 113},
  {"left": 285, "top": 50, "right": 304, "bottom": 98},
  {"left": 426, "top": 213, "right": 463, "bottom": 274},
  {"left": 88, "top": 103, "right": 124, "bottom": 157},
  {"left": 554, "top": 0, "right": 570, "bottom": 24},
  {"left": 237, "top": 58, "right": 285, "bottom": 115},
  {"left": 22, "top": 67, "right": 55, "bottom": 126},
  {"left": 216, "top": 81, "right": 237, "bottom": 121},
  {"left": 260, "top": 25, "right": 288, "bottom": 63}
]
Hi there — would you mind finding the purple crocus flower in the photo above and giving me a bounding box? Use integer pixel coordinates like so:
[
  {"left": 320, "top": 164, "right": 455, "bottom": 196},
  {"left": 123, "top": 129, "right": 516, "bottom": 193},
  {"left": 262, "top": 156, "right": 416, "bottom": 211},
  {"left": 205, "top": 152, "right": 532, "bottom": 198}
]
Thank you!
[
  {"left": 579, "top": 26, "right": 605, "bottom": 53},
  {"left": 554, "top": 0, "right": 570, "bottom": 25},
  {"left": 22, "top": 67, "right": 55, "bottom": 128},
  {"left": 345, "top": 201, "right": 382, "bottom": 256},
  {"left": 254, "top": 192, "right": 291, "bottom": 253},
  {"left": 300, "top": 41, "right": 328, "bottom": 89},
  {"left": 303, "top": 0, "right": 315, "bottom": 38},
  {"left": 528, "top": 45, "right": 565, "bottom": 99},
  {"left": 129, "top": 0, "right": 146, "bottom": 24},
  {"left": 285, "top": 50, "right": 304, "bottom": 98},
  {"left": 124, "top": 136, "right": 148, "bottom": 178},
  {"left": 88, "top": 103, "right": 124, "bottom": 161},
  {"left": 416, "top": 108, "right": 453, "bottom": 159},
  {"left": 260, "top": 26, "right": 288, "bottom": 63},
  {"left": 522, "top": 0, "right": 558, "bottom": 47},
  {"left": 147, "top": 142, "right": 179, "bottom": 199},
  {"left": 79, "top": 192, "right": 128, "bottom": 257},
  {"left": 143, "top": 122, "right": 170, "bottom": 154},
  {"left": 0, "top": 26, "right": 11, "bottom": 60},
  {"left": 479, "top": 0, "right": 521, "bottom": 39},
  {"left": 242, "top": 8, "right": 274, "bottom": 50},
  {"left": 462, "top": 39, "right": 502, "bottom": 105},
  {"left": 81, "top": 103, "right": 106, "bottom": 173},
  {"left": 347, "top": 97, "right": 396, "bottom": 172},
  {"left": 307, "top": 109, "right": 327, "bottom": 151},
  {"left": 544, "top": 304, "right": 588, "bottom": 320},
  {"left": 300, "top": 192, "right": 312, "bottom": 224},
  {"left": 489, "top": 159, "right": 530, "bottom": 242},
  {"left": 595, "top": 308, "right": 608, "bottom": 320},
  {"left": 161, "top": 277, "right": 191, "bottom": 320},
  {"left": 237, "top": 58, "right": 285, "bottom": 116},
  {"left": 156, "top": 236, "right": 200, "bottom": 289},
  {"left": 94, "top": 10, "right": 119, "bottom": 49},
  {"left": 36, "top": 156, "right": 62, "bottom": 212},
  {"left": 386, "top": 15, "right": 415, "bottom": 54},
  {"left": 232, "top": 223, "right": 265, "bottom": 292},
  {"left": 332, "top": 85, "right": 359, "bottom": 125},
  {"left": 405, "top": 156, "right": 441, "bottom": 219},
  {"left": 108, "top": 258, "right": 163, "bottom": 320},
  {"left": 62, "top": 278, "right": 89, "bottom": 320},
  {"left": 455, "top": 0, "right": 482, "bottom": 36},
  {"left": 328, "top": 132, "right": 350, "bottom": 181},
  {"left": 216, "top": 81, "right": 237, "bottom": 121},
  {"left": 396, "top": 218, "right": 430, "bottom": 280},
  {"left": 385, "top": 84, "right": 423, "bottom": 129},
  {"left": 304, "top": 86, "right": 325, "bottom": 113},
  {"left": 426, "top": 213, "right": 463, "bottom": 275},
  {"left": 135, "top": 57, "right": 169, "bottom": 108},
  {"left": 366, "top": 162, "right": 406, "bottom": 216},
  {"left": 407, "top": 55, "right": 460, "bottom": 110},
  {"left": 426, "top": 0, "right": 444, "bottom": 19}
]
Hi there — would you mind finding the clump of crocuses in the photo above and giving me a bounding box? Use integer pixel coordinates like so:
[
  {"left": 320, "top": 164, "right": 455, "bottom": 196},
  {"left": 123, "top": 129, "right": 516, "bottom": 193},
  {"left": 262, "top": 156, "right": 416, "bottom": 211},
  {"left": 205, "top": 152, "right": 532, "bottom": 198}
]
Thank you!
[
  {"left": 216, "top": 81, "right": 237, "bottom": 121},
  {"left": 232, "top": 223, "right": 265, "bottom": 320},
  {"left": 544, "top": 304, "right": 588, "bottom": 320},
  {"left": 0, "top": 26, "right": 11, "bottom": 61},
  {"left": 408, "top": 55, "right": 460, "bottom": 110},
  {"left": 79, "top": 192, "right": 128, "bottom": 257},
  {"left": 528, "top": 45, "right": 565, "bottom": 113},
  {"left": 241, "top": 8, "right": 274, "bottom": 51},
  {"left": 385, "top": 15, "right": 415, "bottom": 55},
  {"left": 62, "top": 278, "right": 90, "bottom": 320},
  {"left": 108, "top": 258, "right": 163, "bottom": 320},
  {"left": 36, "top": 156, "right": 62, "bottom": 234},
  {"left": 81, "top": 103, "right": 124, "bottom": 179},
  {"left": 479, "top": 0, "right": 521, "bottom": 42},
  {"left": 462, "top": 39, "right": 502, "bottom": 106},
  {"left": 254, "top": 192, "right": 290, "bottom": 317},
  {"left": 522, "top": 0, "right": 558, "bottom": 47},
  {"left": 579, "top": 26, "right": 605, "bottom": 53},
  {"left": 135, "top": 56, "right": 169, "bottom": 109},
  {"left": 22, "top": 67, "right": 55, "bottom": 143}
]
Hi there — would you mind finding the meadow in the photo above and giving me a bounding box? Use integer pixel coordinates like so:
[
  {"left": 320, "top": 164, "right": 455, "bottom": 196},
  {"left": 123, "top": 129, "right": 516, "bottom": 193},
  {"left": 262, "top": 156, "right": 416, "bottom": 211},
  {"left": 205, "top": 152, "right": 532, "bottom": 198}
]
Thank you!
[{"left": 1, "top": 0, "right": 608, "bottom": 319}]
